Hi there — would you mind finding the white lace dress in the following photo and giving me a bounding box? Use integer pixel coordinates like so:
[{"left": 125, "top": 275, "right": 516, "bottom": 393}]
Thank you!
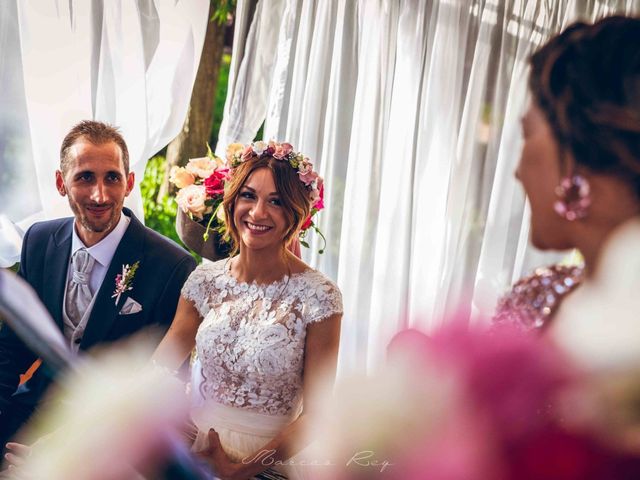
[{"left": 181, "top": 259, "right": 343, "bottom": 479}]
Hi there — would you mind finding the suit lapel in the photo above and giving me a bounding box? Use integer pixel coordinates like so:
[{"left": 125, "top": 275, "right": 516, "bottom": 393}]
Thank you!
[
  {"left": 81, "top": 210, "right": 145, "bottom": 349},
  {"left": 42, "top": 220, "right": 73, "bottom": 330}
]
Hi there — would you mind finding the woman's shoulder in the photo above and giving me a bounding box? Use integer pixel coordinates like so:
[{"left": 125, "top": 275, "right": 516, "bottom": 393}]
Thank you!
[
  {"left": 493, "top": 263, "right": 584, "bottom": 331},
  {"left": 299, "top": 268, "right": 341, "bottom": 293},
  {"left": 182, "top": 258, "right": 227, "bottom": 292},
  {"left": 189, "top": 258, "right": 228, "bottom": 277},
  {"left": 294, "top": 268, "right": 343, "bottom": 323}
]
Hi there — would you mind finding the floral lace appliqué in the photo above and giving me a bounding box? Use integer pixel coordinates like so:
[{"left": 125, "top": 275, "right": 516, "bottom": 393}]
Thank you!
[{"left": 181, "top": 260, "right": 343, "bottom": 415}]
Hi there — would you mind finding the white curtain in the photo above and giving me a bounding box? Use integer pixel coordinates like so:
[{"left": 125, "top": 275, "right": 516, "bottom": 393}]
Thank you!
[
  {"left": 216, "top": 0, "right": 640, "bottom": 373},
  {"left": 0, "top": 0, "right": 209, "bottom": 267}
]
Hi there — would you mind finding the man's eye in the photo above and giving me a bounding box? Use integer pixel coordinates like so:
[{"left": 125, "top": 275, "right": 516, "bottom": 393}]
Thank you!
[
  {"left": 77, "top": 174, "right": 93, "bottom": 182},
  {"left": 107, "top": 174, "right": 121, "bottom": 182}
]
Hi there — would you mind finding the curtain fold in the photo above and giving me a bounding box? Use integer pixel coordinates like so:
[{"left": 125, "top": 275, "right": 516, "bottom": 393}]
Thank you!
[
  {"left": 216, "top": 0, "right": 640, "bottom": 373},
  {"left": 0, "top": 0, "right": 209, "bottom": 267}
]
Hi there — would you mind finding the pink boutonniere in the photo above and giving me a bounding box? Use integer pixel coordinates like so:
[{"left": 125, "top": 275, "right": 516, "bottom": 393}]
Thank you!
[{"left": 111, "top": 261, "right": 140, "bottom": 305}]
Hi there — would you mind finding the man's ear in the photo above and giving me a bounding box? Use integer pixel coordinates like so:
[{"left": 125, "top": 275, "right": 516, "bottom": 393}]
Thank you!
[
  {"left": 125, "top": 172, "right": 135, "bottom": 196},
  {"left": 55, "top": 170, "right": 67, "bottom": 196}
]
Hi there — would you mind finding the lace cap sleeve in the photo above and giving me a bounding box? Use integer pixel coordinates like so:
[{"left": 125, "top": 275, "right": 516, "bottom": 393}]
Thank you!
[
  {"left": 302, "top": 271, "right": 343, "bottom": 325},
  {"left": 180, "top": 260, "right": 225, "bottom": 318}
]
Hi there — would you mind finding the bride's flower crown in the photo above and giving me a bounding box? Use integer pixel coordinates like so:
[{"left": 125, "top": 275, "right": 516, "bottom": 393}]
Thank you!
[
  {"left": 225, "top": 140, "right": 323, "bottom": 209},
  {"left": 171, "top": 140, "right": 326, "bottom": 255}
]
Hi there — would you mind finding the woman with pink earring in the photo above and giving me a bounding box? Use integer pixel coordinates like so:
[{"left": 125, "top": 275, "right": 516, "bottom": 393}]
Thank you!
[{"left": 494, "top": 16, "right": 640, "bottom": 332}]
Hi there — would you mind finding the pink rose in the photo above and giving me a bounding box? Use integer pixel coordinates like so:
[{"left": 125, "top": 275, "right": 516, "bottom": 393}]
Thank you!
[
  {"left": 176, "top": 185, "right": 209, "bottom": 220},
  {"left": 298, "top": 158, "right": 313, "bottom": 175},
  {"left": 301, "top": 215, "right": 313, "bottom": 231},
  {"left": 273, "top": 142, "right": 294, "bottom": 159},
  {"left": 241, "top": 145, "right": 254, "bottom": 162},
  {"left": 204, "top": 169, "right": 228, "bottom": 197},
  {"left": 311, "top": 181, "right": 324, "bottom": 210},
  {"left": 169, "top": 166, "right": 195, "bottom": 189},
  {"left": 298, "top": 170, "right": 318, "bottom": 186}
]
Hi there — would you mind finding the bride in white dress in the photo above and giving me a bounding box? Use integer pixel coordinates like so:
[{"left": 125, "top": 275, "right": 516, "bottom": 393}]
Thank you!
[{"left": 154, "top": 142, "right": 342, "bottom": 480}]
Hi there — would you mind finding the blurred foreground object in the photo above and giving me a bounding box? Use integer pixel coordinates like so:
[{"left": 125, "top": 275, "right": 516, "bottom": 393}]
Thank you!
[
  {"left": 0, "top": 270, "right": 210, "bottom": 479},
  {"left": 12, "top": 339, "right": 192, "bottom": 479},
  {"left": 0, "top": 270, "right": 74, "bottom": 372},
  {"left": 312, "top": 323, "right": 640, "bottom": 480}
]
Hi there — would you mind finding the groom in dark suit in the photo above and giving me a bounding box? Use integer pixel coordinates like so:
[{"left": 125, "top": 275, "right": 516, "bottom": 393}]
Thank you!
[{"left": 0, "top": 120, "right": 196, "bottom": 447}]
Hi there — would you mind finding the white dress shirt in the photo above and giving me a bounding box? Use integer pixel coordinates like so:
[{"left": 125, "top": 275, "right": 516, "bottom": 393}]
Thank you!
[{"left": 68, "top": 212, "right": 131, "bottom": 296}]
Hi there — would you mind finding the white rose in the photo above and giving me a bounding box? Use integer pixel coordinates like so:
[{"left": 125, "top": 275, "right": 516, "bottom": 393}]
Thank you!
[
  {"left": 252, "top": 141, "right": 267, "bottom": 155},
  {"left": 176, "top": 184, "right": 208, "bottom": 220}
]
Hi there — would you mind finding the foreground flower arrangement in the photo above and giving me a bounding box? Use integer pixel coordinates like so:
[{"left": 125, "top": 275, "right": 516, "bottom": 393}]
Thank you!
[
  {"left": 311, "top": 322, "right": 640, "bottom": 480},
  {"left": 171, "top": 141, "right": 326, "bottom": 253}
]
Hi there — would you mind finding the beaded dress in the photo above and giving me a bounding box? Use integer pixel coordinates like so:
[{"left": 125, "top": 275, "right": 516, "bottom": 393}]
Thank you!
[
  {"left": 493, "top": 264, "right": 584, "bottom": 331},
  {"left": 181, "top": 258, "right": 343, "bottom": 479}
]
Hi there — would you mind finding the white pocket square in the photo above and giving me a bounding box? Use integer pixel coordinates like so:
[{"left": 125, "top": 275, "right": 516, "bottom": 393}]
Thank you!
[{"left": 119, "top": 297, "right": 143, "bottom": 315}]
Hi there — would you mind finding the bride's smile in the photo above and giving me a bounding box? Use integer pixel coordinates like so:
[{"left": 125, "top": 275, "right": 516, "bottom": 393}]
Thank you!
[{"left": 234, "top": 168, "right": 288, "bottom": 251}]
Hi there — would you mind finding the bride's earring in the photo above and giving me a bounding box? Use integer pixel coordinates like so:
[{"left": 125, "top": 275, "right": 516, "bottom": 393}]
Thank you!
[{"left": 553, "top": 174, "right": 591, "bottom": 221}]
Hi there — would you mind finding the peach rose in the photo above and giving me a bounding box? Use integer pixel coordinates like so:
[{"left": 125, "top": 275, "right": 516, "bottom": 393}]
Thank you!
[
  {"left": 169, "top": 166, "right": 195, "bottom": 189},
  {"left": 185, "top": 157, "right": 217, "bottom": 179},
  {"left": 176, "top": 185, "right": 209, "bottom": 220},
  {"left": 226, "top": 143, "right": 245, "bottom": 164}
]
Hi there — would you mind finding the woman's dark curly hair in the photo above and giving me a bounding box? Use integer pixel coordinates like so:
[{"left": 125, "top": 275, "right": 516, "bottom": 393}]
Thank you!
[{"left": 529, "top": 15, "right": 640, "bottom": 197}]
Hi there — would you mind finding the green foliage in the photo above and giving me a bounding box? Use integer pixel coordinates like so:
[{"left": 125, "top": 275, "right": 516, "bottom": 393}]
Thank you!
[
  {"left": 211, "top": 0, "right": 236, "bottom": 24},
  {"left": 140, "top": 155, "right": 181, "bottom": 245},
  {"left": 209, "top": 53, "right": 232, "bottom": 148}
]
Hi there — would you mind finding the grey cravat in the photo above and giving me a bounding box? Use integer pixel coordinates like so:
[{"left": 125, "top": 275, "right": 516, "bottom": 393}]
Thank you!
[{"left": 65, "top": 248, "right": 95, "bottom": 327}]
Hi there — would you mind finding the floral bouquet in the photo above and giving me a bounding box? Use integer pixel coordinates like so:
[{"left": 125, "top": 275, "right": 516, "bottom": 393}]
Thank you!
[{"left": 170, "top": 141, "right": 326, "bottom": 256}]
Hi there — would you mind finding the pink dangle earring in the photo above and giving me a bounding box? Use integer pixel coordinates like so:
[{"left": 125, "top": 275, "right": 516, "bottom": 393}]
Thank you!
[{"left": 553, "top": 174, "right": 591, "bottom": 221}]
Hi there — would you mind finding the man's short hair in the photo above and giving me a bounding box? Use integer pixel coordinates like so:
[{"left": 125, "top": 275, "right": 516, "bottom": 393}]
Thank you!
[{"left": 59, "top": 120, "right": 130, "bottom": 175}]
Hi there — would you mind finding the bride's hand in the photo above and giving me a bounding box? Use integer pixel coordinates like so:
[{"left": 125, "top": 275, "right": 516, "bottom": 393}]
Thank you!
[
  {"left": 195, "top": 429, "right": 244, "bottom": 480},
  {"left": 3, "top": 442, "right": 30, "bottom": 468}
]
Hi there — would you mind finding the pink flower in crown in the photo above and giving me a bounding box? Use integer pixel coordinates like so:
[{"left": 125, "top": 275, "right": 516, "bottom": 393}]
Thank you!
[
  {"left": 241, "top": 145, "right": 254, "bottom": 162},
  {"left": 298, "top": 158, "right": 313, "bottom": 175},
  {"left": 299, "top": 170, "right": 318, "bottom": 186},
  {"left": 311, "top": 180, "right": 324, "bottom": 210},
  {"left": 298, "top": 158, "right": 318, "bottom": 185},
  {"left": 273, "top": 142, "right": 293, "bottom": 160}
]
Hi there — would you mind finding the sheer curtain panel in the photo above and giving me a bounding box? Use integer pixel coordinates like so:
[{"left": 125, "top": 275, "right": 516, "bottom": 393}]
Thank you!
[{"left": 217, "top": 0, "right": 640, "bottom": 374}]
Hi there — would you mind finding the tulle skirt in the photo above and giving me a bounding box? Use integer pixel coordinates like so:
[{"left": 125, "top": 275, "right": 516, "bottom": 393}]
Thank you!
[{"left": 191, "top": 401, "right": 305, "bottom": 479}]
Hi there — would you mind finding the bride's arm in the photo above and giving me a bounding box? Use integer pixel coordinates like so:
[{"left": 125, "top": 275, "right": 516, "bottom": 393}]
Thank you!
[
  {"left": 152, "top": 296, "right": 202, "bottom": 370},
  {"left": 198, "top": 313, "right": 342, "bottom": 480}
]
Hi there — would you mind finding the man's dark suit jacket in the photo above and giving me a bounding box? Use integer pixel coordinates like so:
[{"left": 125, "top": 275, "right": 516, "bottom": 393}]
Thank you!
[{"left": 0, "top": 208, "right": 196, "bottom": 444}]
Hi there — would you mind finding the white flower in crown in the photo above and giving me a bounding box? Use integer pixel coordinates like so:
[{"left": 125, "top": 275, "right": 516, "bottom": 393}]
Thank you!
[{"left": 252, "top": 141, "right": 268, "bottom": 155}]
